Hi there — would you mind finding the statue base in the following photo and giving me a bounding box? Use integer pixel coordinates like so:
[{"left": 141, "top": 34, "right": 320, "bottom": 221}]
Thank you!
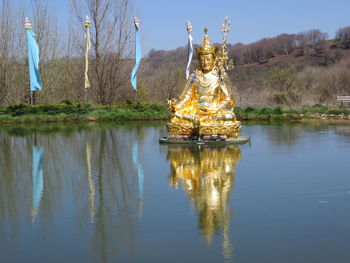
[
  {"left": 167, "top": 121, "right": 242, "bottom": 137},
  {"left": 159, "top": 135, "right": 249, "bottom": 145}
]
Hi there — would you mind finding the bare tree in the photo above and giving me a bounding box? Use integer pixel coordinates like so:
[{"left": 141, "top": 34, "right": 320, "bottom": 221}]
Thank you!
[
  {"left": 0, "top": 0, "right": 72, "bottom": 105},
  {"left": 274, "top": 34, "right": 297, "bottom": 55},
  {"left": 0, "top": 0, "right": 28, "bottom": 105},
  {"left": 0, "top": 0, "right": 13, "bottom": 104},
  {"left": 70, "top": 0, "right": 134, "bottom": 105},
  {"left": 151, "top": 60, "right": 184, "bottom": 102},
  {"left": 297, "top": 29, "right": 328, "bottom": 56},
  {"left": 30, "top": 0, "right": 73, "bottom": 104},
  {"left": 335, "top": 26, "right": 350, "bottom": 49}
]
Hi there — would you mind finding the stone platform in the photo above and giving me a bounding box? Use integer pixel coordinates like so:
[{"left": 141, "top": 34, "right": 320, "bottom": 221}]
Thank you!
[{"left": 159, "top": 136, "right": 250, "bottom": 145}]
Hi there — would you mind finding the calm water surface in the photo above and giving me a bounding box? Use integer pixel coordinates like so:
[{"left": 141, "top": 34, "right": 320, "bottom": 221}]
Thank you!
[{"left": 0, "top": 122, "right": 350, "bottom": 263}]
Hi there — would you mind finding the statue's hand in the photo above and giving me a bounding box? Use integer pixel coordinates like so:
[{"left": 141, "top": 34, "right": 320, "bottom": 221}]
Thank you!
[
  {"left": 199, "top": 102, "right": 218, "bottom": 113},
  {"left": 167, "top": 99, "right": 177, "bottom": 112}
]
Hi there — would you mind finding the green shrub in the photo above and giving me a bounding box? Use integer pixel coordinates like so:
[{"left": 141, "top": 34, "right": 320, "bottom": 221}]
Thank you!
[
  {"left": 259, "top": 107, "right": 272, "bottom": 115},
  {"left": 150, "top": 103, "right": 167, "bottom": 111},
  {"left": 244, "top": 107, "right": 256, "bottom": 113},
  {"left": 60, "top": 99, "right": 72, "bottom": 105},
  {"left": 326, "top": 109, "right": 349, "bottom": 115},
  {"left": 6, "top": 103, "right": 32, "bottom": 116},
  {"left": 312, "top": 104, "right": 328, "bottom": 112},
  {"left": 272, "top": 106, "right": 283, "bottom": 115}
]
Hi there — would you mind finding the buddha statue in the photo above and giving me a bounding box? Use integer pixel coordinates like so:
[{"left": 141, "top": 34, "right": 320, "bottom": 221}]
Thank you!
[{"left": 167, "top": 28, "right": 241, "bottom": 138}]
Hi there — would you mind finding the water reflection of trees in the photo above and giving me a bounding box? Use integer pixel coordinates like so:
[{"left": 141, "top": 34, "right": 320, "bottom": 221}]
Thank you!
[
  {"left": 335, "top": 125, "right": 350, "bottom": 140},
  {"left": 0, "top": 126, "right": 147, "bottom": 262},
  {"left": 167, "top": 145, "right": 241, "bottom": 260}
]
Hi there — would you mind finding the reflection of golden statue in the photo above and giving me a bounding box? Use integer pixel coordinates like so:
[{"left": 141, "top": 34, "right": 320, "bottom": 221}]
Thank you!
[
  {"left": 167, "top": 145, "right": 241, "bottom": 258},
  {"left": 167, "top": 23, "right": 241, "bottom": 138}
]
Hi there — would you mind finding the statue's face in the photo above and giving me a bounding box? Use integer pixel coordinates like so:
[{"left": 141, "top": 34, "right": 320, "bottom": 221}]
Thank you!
[{"left": 199, "top": 53, "right": 215, "bottom": 73}]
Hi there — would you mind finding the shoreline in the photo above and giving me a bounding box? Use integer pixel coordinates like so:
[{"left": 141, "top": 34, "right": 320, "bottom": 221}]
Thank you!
[
  {"left": 1, "top": 103, "right": 350, "bottom": 125},
  {"left": 1, "top": 115, "right": 350, "bottom": 126}
]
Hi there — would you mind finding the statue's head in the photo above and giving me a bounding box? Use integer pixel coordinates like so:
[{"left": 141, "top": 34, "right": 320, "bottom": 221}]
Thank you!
[
  {"left": 196, "top": 28, "right": 218, "bottom": 73},
  {"left": 199, "top": 53, "right": 215, "bottom": 73}
]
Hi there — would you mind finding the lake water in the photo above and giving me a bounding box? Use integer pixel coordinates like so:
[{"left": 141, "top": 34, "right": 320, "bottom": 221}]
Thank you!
[{"left": 0, "top": 122, "right": 350, "bottom": 263}]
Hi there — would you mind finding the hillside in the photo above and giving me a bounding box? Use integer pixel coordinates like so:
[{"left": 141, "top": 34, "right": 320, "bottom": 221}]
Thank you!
[
  {"left": 139, "top": 28, "right": 350, "bottom": 106},
  {"left": 231, "top": 48, "right": 350, "bottom": 106}
]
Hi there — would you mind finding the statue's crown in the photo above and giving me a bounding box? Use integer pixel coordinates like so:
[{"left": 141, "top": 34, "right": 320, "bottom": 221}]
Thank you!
[{"left": 196, "top": 28, "right": 218, "bottom": 56}]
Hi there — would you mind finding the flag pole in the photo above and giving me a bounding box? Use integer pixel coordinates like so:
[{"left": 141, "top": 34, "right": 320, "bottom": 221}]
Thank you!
[{"left": 84, "top": 16, "right": 91, "bottom": 104}]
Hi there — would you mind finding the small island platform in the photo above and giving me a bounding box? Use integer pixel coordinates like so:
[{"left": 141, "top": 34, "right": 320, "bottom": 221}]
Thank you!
[{"left": 159, "top": 135, "right": 250, "bottom": 145}]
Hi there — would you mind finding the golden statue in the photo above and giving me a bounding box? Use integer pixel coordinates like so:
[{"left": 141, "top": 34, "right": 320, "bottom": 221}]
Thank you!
[
  {"left": 167, "top": 145, "right": 241, "bottom": 258},
  {"left": 167, "top": 19, "right": 241, "bottom": 138}
]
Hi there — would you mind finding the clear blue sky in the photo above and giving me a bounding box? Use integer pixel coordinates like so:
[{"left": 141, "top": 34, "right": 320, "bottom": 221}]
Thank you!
[{"left": 12, "top": 0, "right": 350, "bottom": 54}]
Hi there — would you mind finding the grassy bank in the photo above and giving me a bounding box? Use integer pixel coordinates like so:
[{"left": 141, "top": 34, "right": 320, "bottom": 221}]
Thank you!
[
  {"left": 235, "top": 105, "right": 350, "bottom": 121},
  {"left": 0, "top": 101, "right": 169, "bottom": 124},
  {"left": 0, "top": 102, "right": 350, "bottom": 124}
]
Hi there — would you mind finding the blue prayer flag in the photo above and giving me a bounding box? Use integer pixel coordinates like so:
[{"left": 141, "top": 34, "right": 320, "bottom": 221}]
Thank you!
[
  {"left": 26, "top": 29, "right": 42, "bottom": 91},
  {"left": 131, "top": 19, "right": 141, "bottom": 90}
]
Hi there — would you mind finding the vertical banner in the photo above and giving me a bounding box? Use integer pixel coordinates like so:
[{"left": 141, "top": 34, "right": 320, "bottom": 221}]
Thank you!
[
  {"left": 25, "top": 17, "right": 42, "bottom": 92},
  {"left": 131, "top": 17, "right": 141, "bottom": 90},
  {"left": 185, "top": 21, "right": 193, "bottom": 80},
  {"left": 32, "top": 146, "right": 44, "bottom": 223},
  {"left": 84, "top": 16, "right": 91, "bottom": 103}
]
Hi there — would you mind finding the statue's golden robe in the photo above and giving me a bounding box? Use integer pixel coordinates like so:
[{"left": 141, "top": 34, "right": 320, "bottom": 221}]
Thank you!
[{"left": 168, "top": 67, "right": 241, "bottom": 137}]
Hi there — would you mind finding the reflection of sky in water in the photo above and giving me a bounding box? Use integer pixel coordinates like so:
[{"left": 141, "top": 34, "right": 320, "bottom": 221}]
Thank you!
[{"left": 0, "top": 122, "right": 349, "bottom": 263}]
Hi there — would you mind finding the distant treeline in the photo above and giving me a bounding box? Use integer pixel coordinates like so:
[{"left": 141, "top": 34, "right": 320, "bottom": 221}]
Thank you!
[
  {"left": 140, "top": 27, "right": 350, "bottom": 106},
  {"left": 1, "top": 0, "right": 350, "bottom": 106},
  {"left": 228, "top": 27, "right": 350, "bottom": 65}
]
